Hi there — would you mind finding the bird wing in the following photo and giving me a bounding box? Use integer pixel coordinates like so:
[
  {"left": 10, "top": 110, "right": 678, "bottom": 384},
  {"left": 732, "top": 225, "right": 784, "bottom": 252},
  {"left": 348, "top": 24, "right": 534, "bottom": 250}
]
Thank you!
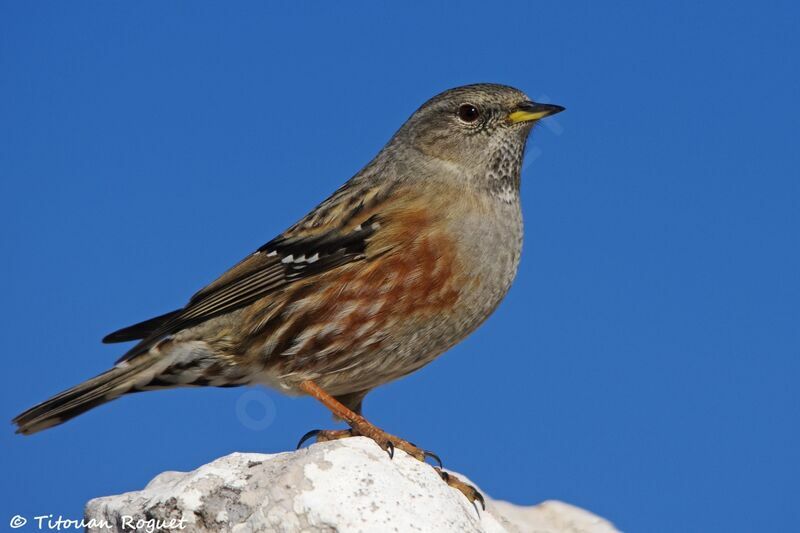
[
  {"left": 102, "top": 309, "right": 183, "bottom": 344},
  {"left": 108, "top": 205, "right": 387, "bottom": 364},
  {"left": 104, "top": 175, "right": 412, "bottom": 364}
]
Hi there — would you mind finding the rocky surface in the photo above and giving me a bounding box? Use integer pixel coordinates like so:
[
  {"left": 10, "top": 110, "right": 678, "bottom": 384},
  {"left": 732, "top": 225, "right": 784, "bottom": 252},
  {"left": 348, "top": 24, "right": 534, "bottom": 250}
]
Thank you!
[{"left": 85, "top": 438, "right": 619, "bottom": 532}]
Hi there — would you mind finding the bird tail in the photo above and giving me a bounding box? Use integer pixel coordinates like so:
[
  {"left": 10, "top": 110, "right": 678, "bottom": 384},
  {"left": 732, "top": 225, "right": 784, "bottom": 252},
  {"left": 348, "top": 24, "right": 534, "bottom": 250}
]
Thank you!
[{"left": 13, "top": 352, "right": 171, "bottom": 435}]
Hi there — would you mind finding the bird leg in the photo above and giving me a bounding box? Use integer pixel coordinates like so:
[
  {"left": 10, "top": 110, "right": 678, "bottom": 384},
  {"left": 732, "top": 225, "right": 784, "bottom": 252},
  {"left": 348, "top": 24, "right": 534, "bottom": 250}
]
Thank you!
[
  {"left": 297, "top": 380, "right": 426, "bottom": 460},
  {"left": 297, "top": 380, "right": 484, "bottom": 510}
]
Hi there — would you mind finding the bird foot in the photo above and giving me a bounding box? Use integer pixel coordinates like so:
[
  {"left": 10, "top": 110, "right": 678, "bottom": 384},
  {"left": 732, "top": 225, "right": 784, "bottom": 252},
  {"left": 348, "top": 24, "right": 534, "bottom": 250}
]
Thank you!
[
  {"left": 295, "top": 381, "right": 483, "bottom": 510},
  {"left": 297, "top": 425, "right": 483, "bottom": 509},
  {"left": 297, "top": 427, "right": 438, "bottom": 465}
]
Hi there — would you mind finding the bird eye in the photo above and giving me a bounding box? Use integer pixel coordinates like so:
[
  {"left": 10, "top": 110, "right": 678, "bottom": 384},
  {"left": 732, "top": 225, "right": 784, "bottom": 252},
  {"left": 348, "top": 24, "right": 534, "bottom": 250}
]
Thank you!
[{"left": 457, "top": 103, "right": 480, "bottom": 123}]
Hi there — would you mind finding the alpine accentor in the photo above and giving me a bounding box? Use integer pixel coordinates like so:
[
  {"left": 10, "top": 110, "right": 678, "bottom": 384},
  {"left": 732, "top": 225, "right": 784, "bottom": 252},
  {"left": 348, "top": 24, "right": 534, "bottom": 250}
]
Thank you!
[{"left": 14, "top": 83, "right": 564, "bottom": 505}]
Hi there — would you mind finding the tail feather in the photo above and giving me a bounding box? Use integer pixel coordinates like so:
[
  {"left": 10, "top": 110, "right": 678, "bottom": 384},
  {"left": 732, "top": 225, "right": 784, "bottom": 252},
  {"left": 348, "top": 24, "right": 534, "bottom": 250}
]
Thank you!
[{"left": 13, "top": 354, "right": 167, "bottom": 435}]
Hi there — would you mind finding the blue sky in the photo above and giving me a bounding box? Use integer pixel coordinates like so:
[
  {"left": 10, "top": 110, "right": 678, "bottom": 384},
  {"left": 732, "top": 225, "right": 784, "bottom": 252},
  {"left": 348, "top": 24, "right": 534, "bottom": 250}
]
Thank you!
[{"left": 1, "top": 2, "right": 798, "bottom": 532}]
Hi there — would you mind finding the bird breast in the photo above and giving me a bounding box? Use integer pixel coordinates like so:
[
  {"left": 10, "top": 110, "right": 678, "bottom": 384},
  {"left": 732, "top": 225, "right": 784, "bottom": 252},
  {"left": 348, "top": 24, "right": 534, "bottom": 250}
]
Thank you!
[{"left": 245, "top": 186, "right": 523, "bottom": 394}]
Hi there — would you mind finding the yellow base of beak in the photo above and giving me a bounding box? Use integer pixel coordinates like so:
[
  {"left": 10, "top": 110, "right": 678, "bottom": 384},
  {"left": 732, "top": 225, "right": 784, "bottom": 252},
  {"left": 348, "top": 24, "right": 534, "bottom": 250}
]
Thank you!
[
  {"left": 507, "top": 102, "right": 565, "bottom": 124},
  {"left": 508, "top": 110, "right": 553, "bottom": 123}
]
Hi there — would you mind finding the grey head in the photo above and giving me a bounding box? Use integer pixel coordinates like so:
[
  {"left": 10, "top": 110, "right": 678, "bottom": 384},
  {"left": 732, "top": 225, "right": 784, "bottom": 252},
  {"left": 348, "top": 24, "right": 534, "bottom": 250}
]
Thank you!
[{"left": 380, "top": 83, "right": 564, "bottom": 199}]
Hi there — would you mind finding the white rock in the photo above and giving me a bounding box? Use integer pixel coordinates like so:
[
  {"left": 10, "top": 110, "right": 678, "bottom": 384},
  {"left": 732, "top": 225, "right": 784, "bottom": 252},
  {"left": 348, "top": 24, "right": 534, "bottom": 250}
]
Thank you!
[{"left": 85, "top": 438, "right": 619, "bottom": 533}]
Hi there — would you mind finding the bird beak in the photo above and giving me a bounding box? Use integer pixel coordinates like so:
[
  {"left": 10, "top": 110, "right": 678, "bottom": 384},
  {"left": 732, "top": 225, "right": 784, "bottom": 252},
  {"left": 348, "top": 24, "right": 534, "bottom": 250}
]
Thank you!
[{"left": 507, "top": 101, "right": 565, "bottom": 124}]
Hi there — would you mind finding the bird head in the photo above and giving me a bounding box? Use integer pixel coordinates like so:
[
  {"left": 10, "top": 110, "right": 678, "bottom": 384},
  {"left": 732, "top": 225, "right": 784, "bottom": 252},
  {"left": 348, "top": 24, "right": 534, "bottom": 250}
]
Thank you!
[{"left": 391, "top": 83, "right": 564, "bottom": 197}]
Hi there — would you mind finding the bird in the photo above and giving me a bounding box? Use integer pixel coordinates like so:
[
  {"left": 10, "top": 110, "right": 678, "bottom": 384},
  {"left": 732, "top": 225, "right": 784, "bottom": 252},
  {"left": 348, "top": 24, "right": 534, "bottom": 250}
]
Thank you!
[{"left": 13, "top": 83, "right": 564, "bottom": 505}]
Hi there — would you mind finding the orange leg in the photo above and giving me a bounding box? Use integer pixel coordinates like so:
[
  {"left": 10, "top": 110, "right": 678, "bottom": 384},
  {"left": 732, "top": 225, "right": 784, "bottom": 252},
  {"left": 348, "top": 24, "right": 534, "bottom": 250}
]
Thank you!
[{"left": 298, "top": 380, "right": 484, "bottom": 509}]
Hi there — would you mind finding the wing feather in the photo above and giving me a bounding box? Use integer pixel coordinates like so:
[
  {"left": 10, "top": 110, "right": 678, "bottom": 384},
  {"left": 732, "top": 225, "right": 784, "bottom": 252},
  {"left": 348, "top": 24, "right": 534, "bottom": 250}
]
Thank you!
[{"left": 113, "top": 217, "right": 382, "bottom": 363}]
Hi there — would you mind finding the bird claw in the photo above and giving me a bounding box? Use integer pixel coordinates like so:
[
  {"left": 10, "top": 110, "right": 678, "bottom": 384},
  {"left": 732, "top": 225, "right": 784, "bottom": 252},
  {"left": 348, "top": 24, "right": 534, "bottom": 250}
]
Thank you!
[
  {"left": 296, "top": 428, "right": 353, "bottom": 449},
  {"left": 473, "top": 490, "right": 486, "bottom": 512},
  {"left": 435, "top": 467, "right": 485, "bottom": 511},
  {"left": 423, "top": 450, "right": 443, "bottom": 469},
  {"left": 409, "top": 441, "right": 442, "bottom": 468},
  {"left": 296, "top": 429, "right": 321, "bottom": 449}
]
